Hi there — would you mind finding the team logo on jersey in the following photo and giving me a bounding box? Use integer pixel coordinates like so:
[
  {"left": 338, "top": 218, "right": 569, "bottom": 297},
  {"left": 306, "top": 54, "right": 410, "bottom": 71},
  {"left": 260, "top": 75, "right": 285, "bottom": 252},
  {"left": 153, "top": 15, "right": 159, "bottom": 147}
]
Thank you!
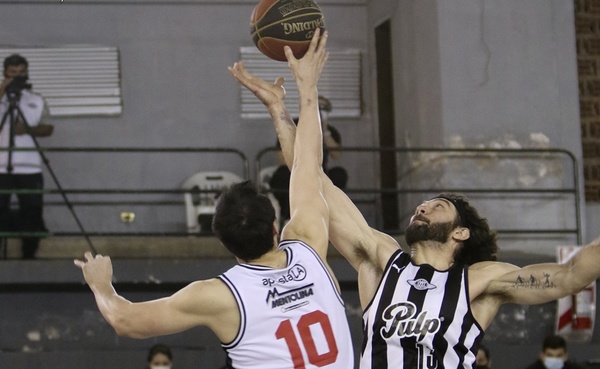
[
  {"left": 407, "top": 278, "right": 437, "bottom": 290},
  {"left": 391, "top": 264, "right": 406, "bottom": 273},
  {"left": 380, "top": 301, "right": 441, "bottom": 342},
  {"left": 266, "top": 283, "right": 314, "bottom": 310},
  {"left": 262, "top": 264, "right": 307, "bottom": 287}
]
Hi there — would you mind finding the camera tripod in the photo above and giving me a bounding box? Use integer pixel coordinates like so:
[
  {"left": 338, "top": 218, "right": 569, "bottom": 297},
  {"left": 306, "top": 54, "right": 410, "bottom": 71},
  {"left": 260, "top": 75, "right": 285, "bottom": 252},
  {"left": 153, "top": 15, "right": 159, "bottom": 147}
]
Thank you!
[{"left": 0, "top": 85, "right": 96, "bottom": 258}]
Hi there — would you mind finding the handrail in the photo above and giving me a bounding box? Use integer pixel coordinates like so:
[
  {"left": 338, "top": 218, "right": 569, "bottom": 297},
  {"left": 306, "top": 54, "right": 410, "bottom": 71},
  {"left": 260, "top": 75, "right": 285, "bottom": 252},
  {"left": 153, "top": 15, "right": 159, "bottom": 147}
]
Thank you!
[
  {"left": 255, "top": 146, "right": 582, "bottom": 244},
  {"left": 0, "top": 146, "right": 582, "bottom": 244},
  {"left": 0, "top": 146, "right": 250, "bottom": 239}
]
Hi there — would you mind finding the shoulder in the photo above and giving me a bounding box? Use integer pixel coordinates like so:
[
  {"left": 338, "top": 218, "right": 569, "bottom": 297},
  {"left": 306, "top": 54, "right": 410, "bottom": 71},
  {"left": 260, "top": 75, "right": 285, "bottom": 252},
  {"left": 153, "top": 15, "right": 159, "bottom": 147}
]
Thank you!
[
  {"left": 279, "top": 239, "right": 319, "bottom": 260},
  {"left": 23, "top": 90, "right": 44, "bottom": 101},
  {"left": 186, "top": 278, "right": 233, "bottom": 297},
  {"left": 469, "top": 260, "right": 519, "bottom": 273},
  {"left": 468, "top": 261, "right": 520, "bottom": 297}
]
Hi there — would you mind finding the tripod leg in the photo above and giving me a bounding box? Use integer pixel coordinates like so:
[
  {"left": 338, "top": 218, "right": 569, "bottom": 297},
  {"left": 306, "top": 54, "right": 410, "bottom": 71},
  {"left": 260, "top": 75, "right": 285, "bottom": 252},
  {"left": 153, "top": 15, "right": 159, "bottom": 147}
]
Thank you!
[
  {"left": 0, "top": 237, "right": 6, "bottom": 259},
  {"left": 12, "top": 103, "right": 97, "bottom": 255}
]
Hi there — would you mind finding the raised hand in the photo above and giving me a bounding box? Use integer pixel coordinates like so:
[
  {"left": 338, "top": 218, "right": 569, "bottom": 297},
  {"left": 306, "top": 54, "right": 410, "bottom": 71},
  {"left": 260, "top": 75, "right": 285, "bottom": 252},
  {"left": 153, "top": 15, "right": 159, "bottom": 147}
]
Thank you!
[
  {"left": 228, "top": 61, "right": 286, "bottom": 108},
  {"left": 74, "top": 252, "right": 114, "bottom": 290},
  {"left": 284, "top": 28, "right": 329, "bottom": 90}
]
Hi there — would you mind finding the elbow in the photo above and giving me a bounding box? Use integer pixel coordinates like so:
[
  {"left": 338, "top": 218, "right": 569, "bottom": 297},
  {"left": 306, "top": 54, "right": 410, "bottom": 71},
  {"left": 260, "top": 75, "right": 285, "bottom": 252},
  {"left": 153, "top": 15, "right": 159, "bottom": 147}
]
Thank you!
[
  {"left": 112, "top": 323, "right": 149, "bottom": 339},
  {"left": 109, "top": 316, "right": 135, "bottom": 337},
  {"left": 108, "top": 315, "right": 149, "bottom": 339}
]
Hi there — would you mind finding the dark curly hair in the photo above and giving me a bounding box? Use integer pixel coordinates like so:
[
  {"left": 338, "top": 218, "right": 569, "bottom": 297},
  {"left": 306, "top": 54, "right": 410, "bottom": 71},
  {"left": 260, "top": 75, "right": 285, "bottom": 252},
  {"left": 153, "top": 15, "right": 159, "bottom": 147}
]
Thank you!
[
  {"left": 433, "top": 193, "right": 498, "bottom": 265},
  {"left": 212, "top": 180, "right": 276, "bottom": 261}
]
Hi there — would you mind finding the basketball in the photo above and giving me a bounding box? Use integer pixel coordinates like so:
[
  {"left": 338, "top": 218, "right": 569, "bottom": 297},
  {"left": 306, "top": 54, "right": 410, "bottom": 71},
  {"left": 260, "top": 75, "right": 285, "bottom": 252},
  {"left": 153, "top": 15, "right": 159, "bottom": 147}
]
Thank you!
[{"left": 250, "top": 0, "right": 326, "bottom": 62}]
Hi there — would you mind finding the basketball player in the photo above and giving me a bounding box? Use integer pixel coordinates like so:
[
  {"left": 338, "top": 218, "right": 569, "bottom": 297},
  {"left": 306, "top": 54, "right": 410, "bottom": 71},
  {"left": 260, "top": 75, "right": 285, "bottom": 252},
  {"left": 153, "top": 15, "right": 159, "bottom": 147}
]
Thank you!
[
  {"left": 75, "top": 29, "right": 354, "bottom": 369},
  {"left": 228, "top": 39, "right": 600, "bottom": 369}
]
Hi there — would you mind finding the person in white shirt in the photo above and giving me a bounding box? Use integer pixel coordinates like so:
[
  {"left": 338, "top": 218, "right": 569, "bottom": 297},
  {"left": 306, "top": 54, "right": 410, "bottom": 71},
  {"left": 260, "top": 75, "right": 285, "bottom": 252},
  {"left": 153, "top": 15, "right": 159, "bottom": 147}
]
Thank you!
[{"left": 0, "top": 54, "right": 54, "bottom": 259}]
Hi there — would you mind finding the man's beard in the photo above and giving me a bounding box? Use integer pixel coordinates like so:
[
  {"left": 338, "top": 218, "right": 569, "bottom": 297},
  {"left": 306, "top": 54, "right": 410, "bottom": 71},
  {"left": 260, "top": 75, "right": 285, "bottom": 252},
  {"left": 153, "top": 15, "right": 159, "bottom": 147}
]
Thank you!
[{"left": 405, "top": 219, "right": 456, "bottom": 246}]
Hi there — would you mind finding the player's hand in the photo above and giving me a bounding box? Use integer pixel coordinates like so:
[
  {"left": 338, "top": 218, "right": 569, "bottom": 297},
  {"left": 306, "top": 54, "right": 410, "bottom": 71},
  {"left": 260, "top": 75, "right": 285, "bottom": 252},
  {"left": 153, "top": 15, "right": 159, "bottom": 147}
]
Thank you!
[
  {"left": 284, "top": 28, "right": 328, "bottom": 89},
  {"left": 74, "top": 252, "right": 114, "bottom": 289},
  {"left": 228, "top": 61, "right": 286, "bottom": 107}
]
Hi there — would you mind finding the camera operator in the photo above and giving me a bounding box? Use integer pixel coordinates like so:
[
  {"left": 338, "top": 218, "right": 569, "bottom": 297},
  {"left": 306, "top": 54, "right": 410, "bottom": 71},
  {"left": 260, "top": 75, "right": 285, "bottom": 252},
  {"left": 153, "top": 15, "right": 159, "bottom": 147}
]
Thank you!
[{"left": 0, "top": 54, "right": 54, "bottom": 259}]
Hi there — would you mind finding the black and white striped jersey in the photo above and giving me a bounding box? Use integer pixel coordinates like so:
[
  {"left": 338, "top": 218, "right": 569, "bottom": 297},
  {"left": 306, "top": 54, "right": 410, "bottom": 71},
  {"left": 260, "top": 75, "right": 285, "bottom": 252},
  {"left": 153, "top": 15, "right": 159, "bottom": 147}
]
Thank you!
[{"left": 361, "top": 250, "right": 483, "bottom": 369}]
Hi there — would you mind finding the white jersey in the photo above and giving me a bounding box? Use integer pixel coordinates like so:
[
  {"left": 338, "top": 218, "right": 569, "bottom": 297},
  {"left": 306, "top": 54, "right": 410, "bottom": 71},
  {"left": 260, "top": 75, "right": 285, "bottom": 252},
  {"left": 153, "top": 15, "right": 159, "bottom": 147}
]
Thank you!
[
  {"left": 218, "top": 240, "right": 354, "bottom": 369},
  {"left": 0, "top": 90, "right": 45, "bottom": 174}
]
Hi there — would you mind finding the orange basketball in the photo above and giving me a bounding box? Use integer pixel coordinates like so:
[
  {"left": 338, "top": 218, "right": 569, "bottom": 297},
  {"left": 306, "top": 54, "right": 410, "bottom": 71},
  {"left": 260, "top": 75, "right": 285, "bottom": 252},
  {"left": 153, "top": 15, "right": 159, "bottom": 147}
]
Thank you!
[{"left": 250, "top": 0, "right": 326, "bottom": 62}]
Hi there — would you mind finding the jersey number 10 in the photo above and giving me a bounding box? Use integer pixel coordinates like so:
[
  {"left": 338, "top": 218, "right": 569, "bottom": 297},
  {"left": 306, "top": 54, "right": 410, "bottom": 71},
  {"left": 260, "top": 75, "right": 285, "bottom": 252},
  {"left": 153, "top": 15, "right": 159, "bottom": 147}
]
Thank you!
[{"left": 275, "top": 310, "right": 339, "bottom": 368}]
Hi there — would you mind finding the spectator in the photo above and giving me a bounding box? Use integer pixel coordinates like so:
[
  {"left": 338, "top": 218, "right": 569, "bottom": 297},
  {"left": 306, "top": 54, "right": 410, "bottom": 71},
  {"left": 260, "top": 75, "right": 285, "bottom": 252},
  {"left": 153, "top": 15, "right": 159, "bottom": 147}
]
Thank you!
[
  {"left": 523, "top": 335, "right": 585, "bottom": 369},
  {"left": 0, "top": 54, "right": 54, "bottom": 259},
  {"left": 269, "top": 95, "right": 347, "bottom": 227},
  {"left": 476, "top": 344, "right": 492, "bottom": 369},
  {"left": 147, "top": 343, "right": 173, "bottom": 369}
]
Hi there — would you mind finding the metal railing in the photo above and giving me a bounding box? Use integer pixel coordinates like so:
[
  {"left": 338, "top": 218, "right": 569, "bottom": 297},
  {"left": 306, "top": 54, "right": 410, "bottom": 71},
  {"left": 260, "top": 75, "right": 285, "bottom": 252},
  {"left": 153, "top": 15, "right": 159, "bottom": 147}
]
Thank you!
[
  {"left": 0, "top": 146, "right": 249, "bottom": 240},
  {"left": 255, "top": 146, "right": 582, "bottom": 244},
  {"left": 0, "top": 146, "right": 582, "bottom": 245}
]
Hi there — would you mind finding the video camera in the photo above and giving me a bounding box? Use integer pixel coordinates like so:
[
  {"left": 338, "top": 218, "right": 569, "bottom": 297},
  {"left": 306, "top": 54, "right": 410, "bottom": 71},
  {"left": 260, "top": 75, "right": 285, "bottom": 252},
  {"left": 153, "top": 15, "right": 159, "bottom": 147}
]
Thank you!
[{"left": 5, "top": 75, "right": 32, "bottom": 94}]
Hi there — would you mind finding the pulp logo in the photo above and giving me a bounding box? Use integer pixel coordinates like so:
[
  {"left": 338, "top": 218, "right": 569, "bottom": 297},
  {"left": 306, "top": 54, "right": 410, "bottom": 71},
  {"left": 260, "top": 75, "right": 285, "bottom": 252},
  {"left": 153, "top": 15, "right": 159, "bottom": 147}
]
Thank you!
[
  {"left": 262, "top": 264, "right": 307, "bottom": 287},
  {"left": 380, "top": 302, "right": 442, "bottom": 342}
]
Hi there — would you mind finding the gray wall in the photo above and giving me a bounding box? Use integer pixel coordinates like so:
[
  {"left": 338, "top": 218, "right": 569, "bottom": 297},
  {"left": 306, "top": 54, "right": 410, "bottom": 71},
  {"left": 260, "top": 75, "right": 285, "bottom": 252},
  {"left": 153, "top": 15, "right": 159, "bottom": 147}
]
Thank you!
[{"left": 0, "top": 0, "right": 375, "bottom": 232}]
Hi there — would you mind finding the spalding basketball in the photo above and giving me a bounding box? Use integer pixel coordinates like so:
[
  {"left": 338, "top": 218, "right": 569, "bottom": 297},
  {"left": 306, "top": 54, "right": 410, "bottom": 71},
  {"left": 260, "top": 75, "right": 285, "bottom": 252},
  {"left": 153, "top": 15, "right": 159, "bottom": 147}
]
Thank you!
[{"left": 250, "top": 0, "right": 326, "bottom": 62}]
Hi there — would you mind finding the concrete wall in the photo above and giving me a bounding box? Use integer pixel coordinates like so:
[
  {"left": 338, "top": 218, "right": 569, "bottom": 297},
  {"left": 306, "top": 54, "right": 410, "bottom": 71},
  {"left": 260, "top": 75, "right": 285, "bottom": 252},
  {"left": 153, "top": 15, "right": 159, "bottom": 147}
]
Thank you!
[
  {"left": 0, "top": 0, "right": 375, "bottom": 232},
  {"left": 365, "top": 0, "right": 587, "bottom": 250}
]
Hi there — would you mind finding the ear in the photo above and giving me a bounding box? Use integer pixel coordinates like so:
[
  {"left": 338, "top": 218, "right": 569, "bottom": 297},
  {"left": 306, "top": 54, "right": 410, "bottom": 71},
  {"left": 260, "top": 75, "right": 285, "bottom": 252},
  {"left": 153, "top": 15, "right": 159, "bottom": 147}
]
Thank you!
[{"left": 452, "top": 227, "right": 470, "bottom": 242}]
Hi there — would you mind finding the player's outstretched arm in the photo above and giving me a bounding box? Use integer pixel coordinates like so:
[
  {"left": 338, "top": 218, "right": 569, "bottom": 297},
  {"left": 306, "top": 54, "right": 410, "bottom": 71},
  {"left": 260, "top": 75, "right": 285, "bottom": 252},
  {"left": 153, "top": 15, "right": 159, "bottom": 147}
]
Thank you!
[
  {"left": 73, "top": 252, "right": 238, "bottom": 341},
  {"left": 228, "top": 62, "right": 295, "bottom": 168},
  {"left": 479, "top": 237, "right": 600, "bottom": 305},
  {"left": 228, "top": 41, "right": 399, "bottom": 273},
  {"left": 279, "top": 29, "right": 331, "bottom": 260}
]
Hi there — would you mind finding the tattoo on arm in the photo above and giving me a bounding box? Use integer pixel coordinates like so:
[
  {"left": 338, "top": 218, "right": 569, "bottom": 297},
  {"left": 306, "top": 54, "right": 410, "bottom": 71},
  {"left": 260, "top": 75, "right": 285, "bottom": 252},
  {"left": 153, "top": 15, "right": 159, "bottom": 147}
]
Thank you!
[{"left": 512, "top": 272, "right": 556, "bottom": 289}]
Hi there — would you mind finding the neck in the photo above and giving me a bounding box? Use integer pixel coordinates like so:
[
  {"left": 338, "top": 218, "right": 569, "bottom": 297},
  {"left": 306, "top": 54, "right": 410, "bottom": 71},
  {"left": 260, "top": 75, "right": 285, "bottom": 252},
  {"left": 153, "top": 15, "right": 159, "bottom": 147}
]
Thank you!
[
  {"left": 239, "top": 245, "right": 287, "bottom": 269},
  {"left": 410, "top": 241, "right": 455, "bottom": 270}
]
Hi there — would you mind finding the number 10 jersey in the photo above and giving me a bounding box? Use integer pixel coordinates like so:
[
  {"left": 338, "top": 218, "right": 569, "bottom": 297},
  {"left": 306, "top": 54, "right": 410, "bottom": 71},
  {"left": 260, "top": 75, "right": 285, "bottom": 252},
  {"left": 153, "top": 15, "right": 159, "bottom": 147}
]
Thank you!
[{"left": 218, "top": 239, "right": 354, "bottom": 369}]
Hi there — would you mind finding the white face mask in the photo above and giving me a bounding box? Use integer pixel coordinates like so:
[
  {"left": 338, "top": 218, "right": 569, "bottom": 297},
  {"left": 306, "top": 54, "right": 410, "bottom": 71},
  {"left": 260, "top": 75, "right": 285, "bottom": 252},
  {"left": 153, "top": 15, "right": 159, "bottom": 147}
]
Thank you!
[
  {"left": 151, "top": 366, "right": 171, "bottom": 369},
  {"left": 543, "top": 357, "right": 565, "bottom": 369}
]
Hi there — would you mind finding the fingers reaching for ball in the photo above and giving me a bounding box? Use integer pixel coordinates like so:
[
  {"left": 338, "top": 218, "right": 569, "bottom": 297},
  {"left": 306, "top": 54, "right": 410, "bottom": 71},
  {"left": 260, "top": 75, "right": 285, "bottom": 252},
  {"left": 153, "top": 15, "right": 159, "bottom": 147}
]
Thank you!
[
  {"left": 228, "top": 60, "right": 287, "bottom": 107},
  {"left": 285, "top": 28, "right": 329, "bottom": 91}
]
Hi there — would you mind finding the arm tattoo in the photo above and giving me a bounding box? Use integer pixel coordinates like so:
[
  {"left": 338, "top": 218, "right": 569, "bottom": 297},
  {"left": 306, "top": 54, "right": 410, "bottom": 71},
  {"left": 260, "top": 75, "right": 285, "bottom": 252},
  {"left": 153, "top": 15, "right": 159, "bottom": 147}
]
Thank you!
[
  {"left": 278, "top": 111, "right": 295, "bottom": 128},
  {"left": 512, "top": 272, "right": 556, "bottom": 289}
]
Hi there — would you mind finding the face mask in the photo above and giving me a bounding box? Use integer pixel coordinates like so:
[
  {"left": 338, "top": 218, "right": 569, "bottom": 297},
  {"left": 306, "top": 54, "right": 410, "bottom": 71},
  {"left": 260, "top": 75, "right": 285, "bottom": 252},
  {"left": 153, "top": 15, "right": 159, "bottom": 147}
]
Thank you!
[
  {"left": 151, "top": 366, "right": 171, "bottom": 369},
  {"left": 543, "top": 357, "right": 565, "bottom": 369}
]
